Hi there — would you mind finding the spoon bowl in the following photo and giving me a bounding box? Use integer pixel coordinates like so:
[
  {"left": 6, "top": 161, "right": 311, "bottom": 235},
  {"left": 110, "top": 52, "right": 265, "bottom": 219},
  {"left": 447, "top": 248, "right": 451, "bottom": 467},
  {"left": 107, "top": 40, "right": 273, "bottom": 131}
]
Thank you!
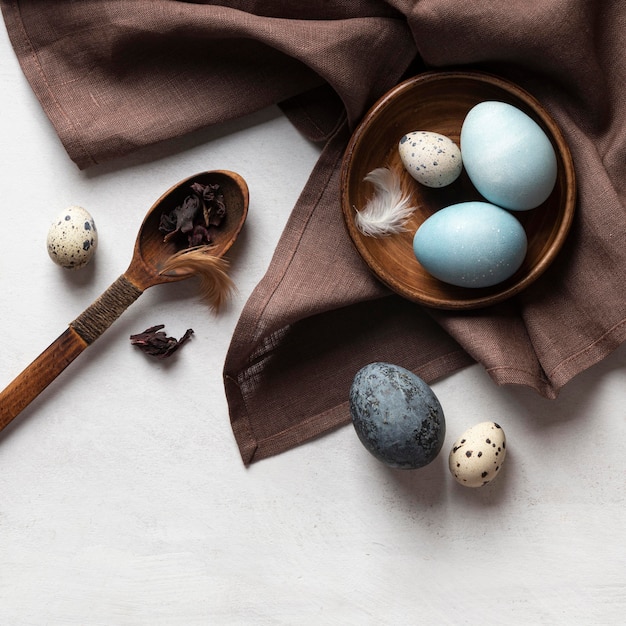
[
  {"left": 0, "top": 170, "right": 249, "bottom": 432},
  {"left": 128, "top": 170, "right": 249, "bottom": 287}
]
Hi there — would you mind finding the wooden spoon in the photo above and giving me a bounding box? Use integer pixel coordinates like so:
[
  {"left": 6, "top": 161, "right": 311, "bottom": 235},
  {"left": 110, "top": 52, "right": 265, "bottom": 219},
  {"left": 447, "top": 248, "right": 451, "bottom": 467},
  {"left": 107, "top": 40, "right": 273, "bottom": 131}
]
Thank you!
[{"left": 0, "top": 170, "right": 249, "bottom": 432}]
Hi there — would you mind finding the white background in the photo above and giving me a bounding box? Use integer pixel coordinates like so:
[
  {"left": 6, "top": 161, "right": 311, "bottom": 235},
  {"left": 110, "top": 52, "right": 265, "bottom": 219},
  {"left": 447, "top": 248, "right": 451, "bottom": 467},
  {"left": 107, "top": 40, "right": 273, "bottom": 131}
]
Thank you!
[{"left": 1, "top": 19, "right": 624, "bottom": 625}]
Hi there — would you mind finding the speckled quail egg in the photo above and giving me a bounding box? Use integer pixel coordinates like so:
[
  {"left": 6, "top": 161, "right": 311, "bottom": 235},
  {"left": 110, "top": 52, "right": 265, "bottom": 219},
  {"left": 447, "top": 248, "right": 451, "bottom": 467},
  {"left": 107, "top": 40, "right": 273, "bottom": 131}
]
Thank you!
[
  {"left": 47, "top": 205, "right": 98, "bottom": 269},
  {"left": 398, "top": 130, "right": 462, "bottom": 188},
  {"left": 448, "top": 421, "right": 507, "bottom": 487}
]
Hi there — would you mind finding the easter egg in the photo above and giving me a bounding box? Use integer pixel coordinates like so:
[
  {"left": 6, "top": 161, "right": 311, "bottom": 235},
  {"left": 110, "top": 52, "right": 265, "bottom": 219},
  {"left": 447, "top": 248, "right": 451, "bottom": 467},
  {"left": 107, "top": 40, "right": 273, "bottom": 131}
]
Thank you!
[
  {"left": 413, "top": 201, "right": 527, "bottom": 288},
  {"left": 349, "top": 362, "right": 445, "bottom": 469},
  {"left": 448, "top": 421, "right": 507, "bottom": 487},
  {"left": 47, "top": 205, "right": 98, "bottom": 269},
  {"left": 460, "top": 101, "right": 557, "bottom": 211},
  {"left": 398, "top": 131, "right": 462, "bottom": 188}
]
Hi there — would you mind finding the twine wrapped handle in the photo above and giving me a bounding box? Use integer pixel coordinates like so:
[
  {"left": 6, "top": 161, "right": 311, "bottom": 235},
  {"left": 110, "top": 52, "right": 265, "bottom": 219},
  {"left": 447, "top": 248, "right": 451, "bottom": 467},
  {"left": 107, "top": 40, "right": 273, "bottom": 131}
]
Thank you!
[
  {"left": 0, "top": 170, "right": 248, "bottom": 436},
  {"left": 0, "top": 276, "right": 144, "bottom": 431},
  {"left": 70, "top": 275, "right": 143, "bottom": 344}
]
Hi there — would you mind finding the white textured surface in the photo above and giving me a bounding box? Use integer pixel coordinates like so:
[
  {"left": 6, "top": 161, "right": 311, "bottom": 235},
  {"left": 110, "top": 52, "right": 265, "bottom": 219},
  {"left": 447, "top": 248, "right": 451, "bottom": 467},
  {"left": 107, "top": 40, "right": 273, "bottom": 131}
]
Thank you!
[{"left": 1, "top": 21, "right": 625, "bottom": 626}]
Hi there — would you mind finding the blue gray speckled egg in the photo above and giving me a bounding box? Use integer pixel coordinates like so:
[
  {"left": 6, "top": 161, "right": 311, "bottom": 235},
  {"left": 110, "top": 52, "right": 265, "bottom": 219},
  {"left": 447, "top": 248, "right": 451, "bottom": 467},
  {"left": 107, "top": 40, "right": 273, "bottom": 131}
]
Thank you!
[
  {"left": 449, "top": 421, "right": 507, "bottom": 487},
  {"left": 47, "top": 205, "right": 98, "bottom": 269},
  {"left": 413, "top": 201, "right": 527, "bottom": 288},
  {"left": 398, "top": 131, "right": 462, "bottom": 188},
  {"left": 460, "top": 101, "right": 557, "bottom": 211},
  {"left": 349, "top": 362, "right": 445, "bottom": 469}
]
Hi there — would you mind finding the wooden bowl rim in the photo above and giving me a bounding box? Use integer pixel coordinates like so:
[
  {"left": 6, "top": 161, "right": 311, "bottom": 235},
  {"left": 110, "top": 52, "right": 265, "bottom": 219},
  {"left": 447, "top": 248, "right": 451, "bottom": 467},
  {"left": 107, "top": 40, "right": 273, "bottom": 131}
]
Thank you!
[{"left": 340, "top": 70, "right": 577, "bottom": 309}]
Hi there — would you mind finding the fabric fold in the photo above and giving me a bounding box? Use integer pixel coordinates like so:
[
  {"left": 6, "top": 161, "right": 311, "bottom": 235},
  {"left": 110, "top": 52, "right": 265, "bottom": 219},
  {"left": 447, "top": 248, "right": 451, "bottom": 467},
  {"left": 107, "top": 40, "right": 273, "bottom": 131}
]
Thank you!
[
  {"left": 2, "top": 0, "right": 624, "bottom": 465},
  {"left": 224, "top": 122, "right": 474, "bottom": 463}
]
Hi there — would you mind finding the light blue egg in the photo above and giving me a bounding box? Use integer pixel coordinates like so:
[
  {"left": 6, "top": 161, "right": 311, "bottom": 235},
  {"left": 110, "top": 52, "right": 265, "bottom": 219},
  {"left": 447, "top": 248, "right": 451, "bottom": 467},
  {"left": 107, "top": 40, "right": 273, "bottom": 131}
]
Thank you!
[
  {"left": 460, "top": 101, "right": 557, "bottom": 211},
  {"left": 413, "top": 201, "right": 528, "bottom": 288}
]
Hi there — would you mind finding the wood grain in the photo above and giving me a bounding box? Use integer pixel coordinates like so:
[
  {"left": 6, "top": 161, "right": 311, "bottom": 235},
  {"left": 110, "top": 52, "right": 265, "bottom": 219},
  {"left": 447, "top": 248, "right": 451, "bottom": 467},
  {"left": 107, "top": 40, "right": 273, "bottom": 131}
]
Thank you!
[
  {"left": 0, "top": 170, "right": 249, "bottom": 432},
  {"left": 340, "top": 71, "right": 576, "bottom": 309}
]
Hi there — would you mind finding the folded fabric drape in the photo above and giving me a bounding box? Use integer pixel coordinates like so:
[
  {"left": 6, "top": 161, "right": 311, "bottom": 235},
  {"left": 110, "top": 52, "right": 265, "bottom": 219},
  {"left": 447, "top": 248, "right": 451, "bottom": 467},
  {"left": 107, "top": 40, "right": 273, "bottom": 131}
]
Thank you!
[{"left": 3, "top": 0, "right": 624, "bottom": 464}]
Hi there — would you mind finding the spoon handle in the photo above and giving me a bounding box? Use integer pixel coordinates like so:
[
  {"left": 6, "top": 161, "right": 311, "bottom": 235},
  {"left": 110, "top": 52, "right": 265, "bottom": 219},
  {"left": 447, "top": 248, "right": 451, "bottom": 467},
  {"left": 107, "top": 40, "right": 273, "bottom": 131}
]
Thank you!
[
  {"left": 0, "top": 327, "right": 88, "bottom": 431},
  {"left": 0, "top": 275, "right": 144, "bottom": 432}
]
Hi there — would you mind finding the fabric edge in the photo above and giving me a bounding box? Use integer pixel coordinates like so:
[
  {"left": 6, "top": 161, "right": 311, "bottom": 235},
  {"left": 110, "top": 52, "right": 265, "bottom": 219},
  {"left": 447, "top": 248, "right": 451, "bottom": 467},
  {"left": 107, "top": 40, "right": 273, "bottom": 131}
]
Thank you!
[
  {"left": 486, "top": 365, "right": 558, "bottom": 399},
  {"left": 223, "top": 373, "right": 258, "bottom": 466},
  {"left": 487, "top": 318, "right": 626, "bottom": 398},
  {"left": 1, "top": 1, "right": 95, "bottom": 168},
  {"left": 548, "top": 318, "right": 626, "bottom": 390},
  {"left": 228, "top": 349, "right": 475, "bottom": 465}
]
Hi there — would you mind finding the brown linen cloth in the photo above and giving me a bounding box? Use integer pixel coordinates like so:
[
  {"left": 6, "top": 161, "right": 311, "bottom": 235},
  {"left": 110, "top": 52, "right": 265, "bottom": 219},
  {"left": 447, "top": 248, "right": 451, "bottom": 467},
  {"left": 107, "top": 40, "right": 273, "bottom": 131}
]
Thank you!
[{"left": 2, "top": 1, "right": 625, "bottom": 464}]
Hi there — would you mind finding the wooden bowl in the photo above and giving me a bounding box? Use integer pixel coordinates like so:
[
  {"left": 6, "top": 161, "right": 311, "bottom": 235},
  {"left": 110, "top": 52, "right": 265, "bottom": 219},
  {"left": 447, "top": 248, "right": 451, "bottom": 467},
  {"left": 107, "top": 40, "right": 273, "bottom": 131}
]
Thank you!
[{"left": 340, "top": 71, "right": 576, "bottom": 309}]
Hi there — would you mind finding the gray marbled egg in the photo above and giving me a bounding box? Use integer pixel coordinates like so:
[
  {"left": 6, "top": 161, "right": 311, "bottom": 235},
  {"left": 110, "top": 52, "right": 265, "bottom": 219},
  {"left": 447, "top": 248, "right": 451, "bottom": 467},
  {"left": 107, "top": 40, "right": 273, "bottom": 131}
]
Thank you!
[
  {"left": 349, "top": 362, "right": 445, "bottom": 469},
  {"left": 47, "top": 205, "right": 98, "bottom": 269}
]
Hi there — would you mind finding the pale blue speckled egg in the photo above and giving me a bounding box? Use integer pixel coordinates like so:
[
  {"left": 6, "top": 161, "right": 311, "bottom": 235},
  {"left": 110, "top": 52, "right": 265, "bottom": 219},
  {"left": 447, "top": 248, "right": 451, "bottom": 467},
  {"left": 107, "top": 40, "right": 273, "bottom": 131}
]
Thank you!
[
  {"left": 413, "top": 201, "right": 527, "bottom": 288},
  {"left": 349, "top": 362, "right": 445, "bottom": 469},
  {"left": 460, "top": 101, "right": 557, "bottom": 211}
]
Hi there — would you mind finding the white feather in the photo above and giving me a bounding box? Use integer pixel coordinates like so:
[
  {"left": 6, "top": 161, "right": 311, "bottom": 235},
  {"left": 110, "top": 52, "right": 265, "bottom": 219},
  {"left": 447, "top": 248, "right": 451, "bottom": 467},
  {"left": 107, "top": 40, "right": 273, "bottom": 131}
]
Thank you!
[{"left": 354, "top": 167, "right": 416, "bottom": 237}]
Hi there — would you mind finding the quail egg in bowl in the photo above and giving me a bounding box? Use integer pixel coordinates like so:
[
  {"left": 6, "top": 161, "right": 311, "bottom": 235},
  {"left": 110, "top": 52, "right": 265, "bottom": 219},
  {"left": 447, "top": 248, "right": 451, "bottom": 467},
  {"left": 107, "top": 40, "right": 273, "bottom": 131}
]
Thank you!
[{"left": 340, "top": 70, "right": 576, "bottom": 309}]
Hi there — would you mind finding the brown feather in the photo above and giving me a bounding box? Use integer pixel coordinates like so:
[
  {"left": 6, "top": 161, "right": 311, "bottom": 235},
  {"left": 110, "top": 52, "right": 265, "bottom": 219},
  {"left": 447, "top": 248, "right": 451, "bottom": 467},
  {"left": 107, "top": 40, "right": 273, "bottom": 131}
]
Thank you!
[{"left": 160, "top": 247, "right": 235, "bottom": 311}]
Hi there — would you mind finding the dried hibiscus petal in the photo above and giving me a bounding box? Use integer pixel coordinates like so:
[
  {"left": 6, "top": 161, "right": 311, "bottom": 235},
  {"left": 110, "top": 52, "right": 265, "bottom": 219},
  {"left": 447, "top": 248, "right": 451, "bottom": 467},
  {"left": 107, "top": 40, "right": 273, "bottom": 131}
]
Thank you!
[
  {"left": 208, "top": 202, "right": 226, "bottom": 227},
  {"left": 159, "top": 180, "right": 228, "bottom": 249},
  {"left": 187, "top": 223, "right": 212, "bottom": 247},
  {"left": 191, "top": 181, "right": 226, "bottom": 220},
  {"left": 160, "top": 194, "right": 203, "bottom": 242},
  {"left": 129, "top": 324, "right": 194, "bottom": 359}
]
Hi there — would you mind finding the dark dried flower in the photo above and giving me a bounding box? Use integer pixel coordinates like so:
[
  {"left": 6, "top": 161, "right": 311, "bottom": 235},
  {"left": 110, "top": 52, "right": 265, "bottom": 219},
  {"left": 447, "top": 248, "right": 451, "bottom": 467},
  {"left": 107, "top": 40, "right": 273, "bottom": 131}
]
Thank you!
[
  {"left": 158, "top": 211, "right": 177, "bottom": 234},
  {"left": 129, "top": 324, "right": 194, "bottom": 359},
  {"left": 187, "top": 223, "right": 212, "bottom": 247},
  {"left": 191, "top": 181, "right": 222, "bottom": 205},
  {"left": 191, "top": 182, "right": 226, "bottom": 227},
  {"left": 159, "top": 194, "right": 202, "bottom": 242},
  {"left": 159, "top": 181, "right": 228, "bottom": 248},
  {"left": 208, "top": 202, "right": 226, "bottom": 227}
]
